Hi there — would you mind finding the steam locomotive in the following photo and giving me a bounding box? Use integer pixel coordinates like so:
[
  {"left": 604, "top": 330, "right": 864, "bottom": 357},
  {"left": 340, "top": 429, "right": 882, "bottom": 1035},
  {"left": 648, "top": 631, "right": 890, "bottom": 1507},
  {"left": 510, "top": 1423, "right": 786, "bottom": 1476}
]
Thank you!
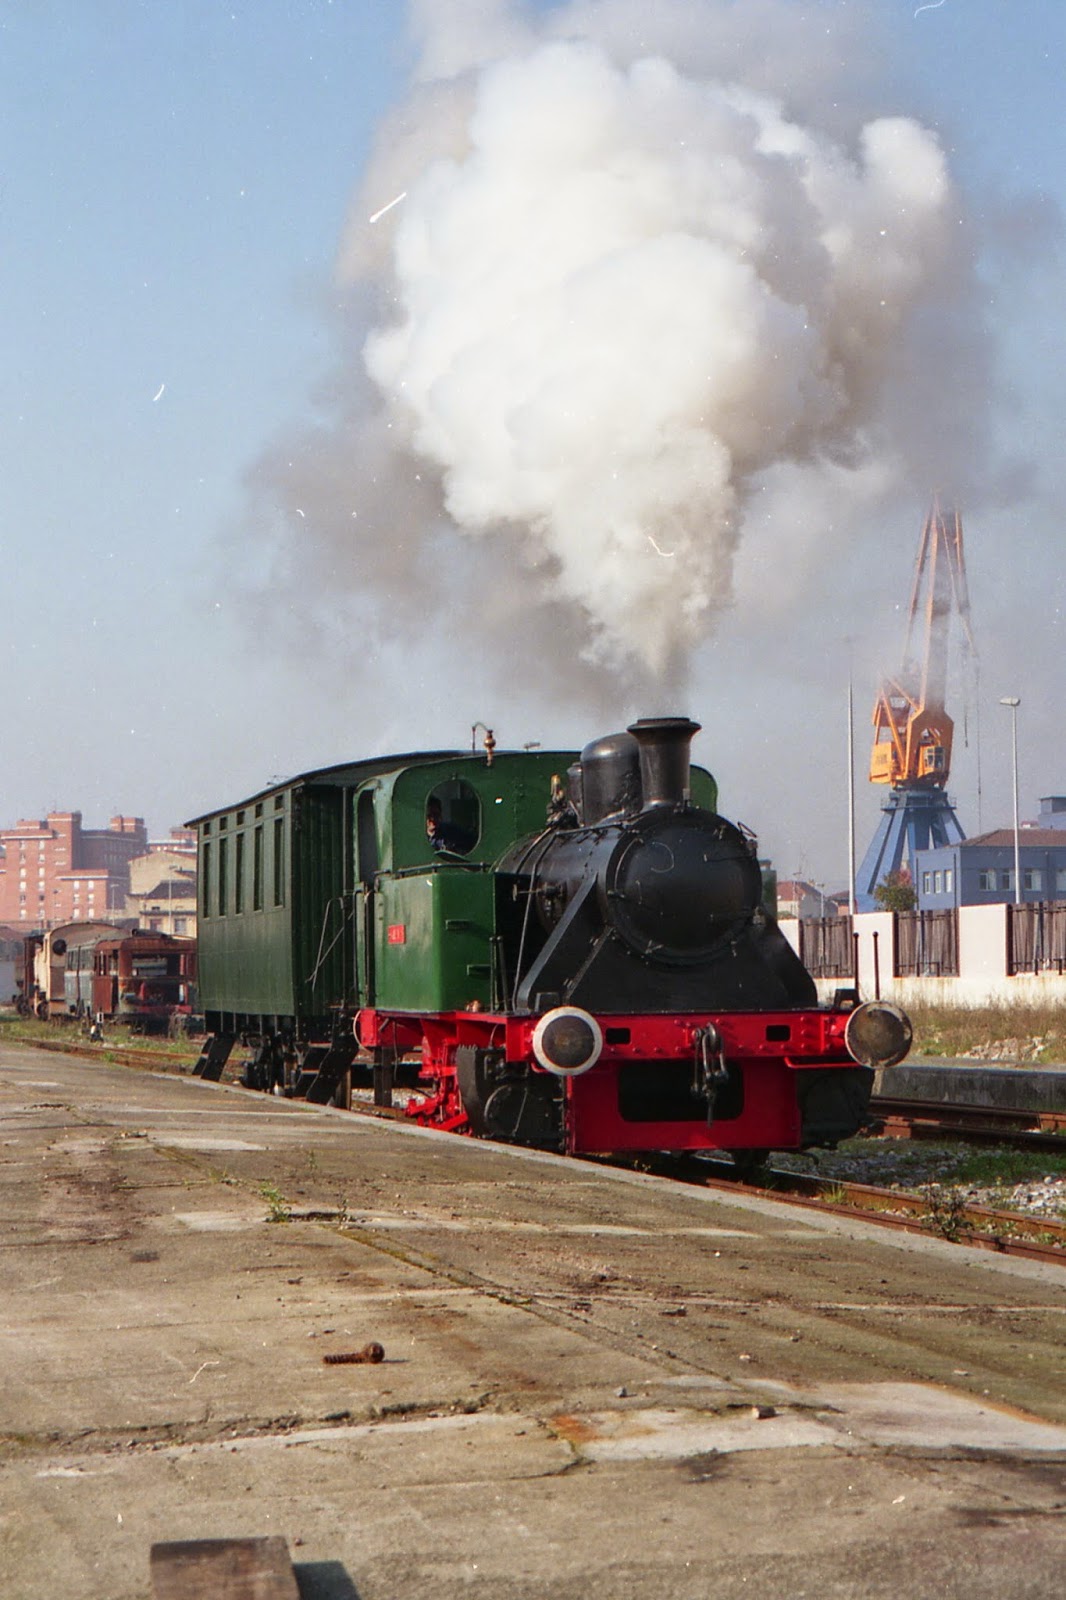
[{"left": 189, "top": 717, "right": 910, "bottom": 1159}]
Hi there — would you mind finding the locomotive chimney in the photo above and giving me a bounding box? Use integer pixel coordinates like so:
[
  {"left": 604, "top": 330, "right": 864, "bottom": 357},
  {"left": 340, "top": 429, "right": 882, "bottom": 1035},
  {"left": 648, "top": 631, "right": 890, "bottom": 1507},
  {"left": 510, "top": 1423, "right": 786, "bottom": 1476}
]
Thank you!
[{"left": 627, "top": 717, "right": 701, "bottom": 810}]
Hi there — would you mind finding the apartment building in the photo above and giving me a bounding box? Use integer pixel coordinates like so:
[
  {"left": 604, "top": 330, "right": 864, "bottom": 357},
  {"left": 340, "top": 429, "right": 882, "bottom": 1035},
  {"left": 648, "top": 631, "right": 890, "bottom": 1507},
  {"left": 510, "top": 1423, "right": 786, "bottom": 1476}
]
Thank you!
[{"left": 0, "top": 812, "right": 148, "bottom": 927}]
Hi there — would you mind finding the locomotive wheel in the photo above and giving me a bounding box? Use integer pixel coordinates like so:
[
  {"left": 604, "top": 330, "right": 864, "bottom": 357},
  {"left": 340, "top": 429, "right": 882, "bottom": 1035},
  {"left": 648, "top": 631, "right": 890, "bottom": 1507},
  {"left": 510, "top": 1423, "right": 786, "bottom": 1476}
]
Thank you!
[
  {"left": 454, "top": 1046, "right": 499, "bottom": 1135},
  {"left": 730, "top": 1149, "right": 770, "bottom": 1179},
  {"left": 483, "top": 1078, "right": 562, "bottom": 1150}
]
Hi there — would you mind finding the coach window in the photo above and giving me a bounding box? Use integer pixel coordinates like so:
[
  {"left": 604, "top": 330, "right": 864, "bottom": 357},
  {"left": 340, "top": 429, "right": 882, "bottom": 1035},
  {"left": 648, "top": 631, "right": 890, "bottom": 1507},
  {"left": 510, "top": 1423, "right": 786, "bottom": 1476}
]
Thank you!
[
  {"left": 273, "top": 816, "right": 285, "bottom": 906},
  {"left": 425, "top": 779, "right": 480, "bottom": 857},
  {"left": 253, "top": 825, "right": 264, "bottom": 910}
]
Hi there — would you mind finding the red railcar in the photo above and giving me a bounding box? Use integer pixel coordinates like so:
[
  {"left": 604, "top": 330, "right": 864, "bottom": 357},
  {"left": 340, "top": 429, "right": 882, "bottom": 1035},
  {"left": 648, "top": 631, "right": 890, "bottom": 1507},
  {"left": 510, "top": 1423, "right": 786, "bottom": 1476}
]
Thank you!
[{"left": 91, "top": 931, "right": 197, "bottom": 1032}]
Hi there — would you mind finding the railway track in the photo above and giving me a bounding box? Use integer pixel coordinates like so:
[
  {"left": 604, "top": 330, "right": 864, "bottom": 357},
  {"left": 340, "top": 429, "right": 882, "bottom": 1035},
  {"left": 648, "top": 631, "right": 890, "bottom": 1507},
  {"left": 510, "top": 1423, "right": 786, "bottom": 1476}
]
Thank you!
[
  {"left": 632, "top": 1153, "right": 1066, "bottom": 1268},
  {"left": 11, "top": 1034, "right": 196, "bottom": 1073},
  {"left": 10, "top": 1035, "right": 1066, "bottom": 1265},
  {"left": 869, "top": 1094, "right": 1066, "bottom": 1153}
]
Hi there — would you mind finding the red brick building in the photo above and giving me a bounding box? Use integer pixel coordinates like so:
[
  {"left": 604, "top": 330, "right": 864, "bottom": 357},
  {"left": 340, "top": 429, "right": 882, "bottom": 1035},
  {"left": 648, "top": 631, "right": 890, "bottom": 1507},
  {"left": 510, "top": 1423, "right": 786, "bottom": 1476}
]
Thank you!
[{"left": 0, "top": 813, "right": 148, "bottom": 928}]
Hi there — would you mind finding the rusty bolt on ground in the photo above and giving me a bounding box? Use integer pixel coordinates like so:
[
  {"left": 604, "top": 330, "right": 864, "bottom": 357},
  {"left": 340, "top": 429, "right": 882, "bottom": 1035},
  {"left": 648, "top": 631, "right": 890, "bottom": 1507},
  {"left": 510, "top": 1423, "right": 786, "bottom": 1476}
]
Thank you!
[{"left": 323, "top": 1342, "right": 385, "bottom": 1365}]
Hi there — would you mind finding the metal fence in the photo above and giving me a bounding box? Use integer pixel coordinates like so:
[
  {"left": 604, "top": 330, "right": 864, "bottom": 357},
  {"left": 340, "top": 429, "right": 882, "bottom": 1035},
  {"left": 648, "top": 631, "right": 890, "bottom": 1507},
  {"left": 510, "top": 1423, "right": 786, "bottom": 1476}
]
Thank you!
[
  {"left": 798, "top": 916, "right": 855, "bottom": 980},
  {"left": 1007, "top": 902, "right": 1066, "bottom": 975},
  {"left": 894, "top": 909, "right": 959, "bottom": 977}
]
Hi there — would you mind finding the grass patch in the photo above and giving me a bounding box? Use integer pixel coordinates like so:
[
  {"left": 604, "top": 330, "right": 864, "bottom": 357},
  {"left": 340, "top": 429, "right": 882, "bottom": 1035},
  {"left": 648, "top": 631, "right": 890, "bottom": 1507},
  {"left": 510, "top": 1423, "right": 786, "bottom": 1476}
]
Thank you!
[
  {"left": 907, "top": 1001, "right": 1066, "bottom": 1063},
  {"left": 0, "top": 1011, "right": 193, "bottom": 1056},
  {"left": 945, "top": 1148, "right": 1066, "bottom": 1187}
]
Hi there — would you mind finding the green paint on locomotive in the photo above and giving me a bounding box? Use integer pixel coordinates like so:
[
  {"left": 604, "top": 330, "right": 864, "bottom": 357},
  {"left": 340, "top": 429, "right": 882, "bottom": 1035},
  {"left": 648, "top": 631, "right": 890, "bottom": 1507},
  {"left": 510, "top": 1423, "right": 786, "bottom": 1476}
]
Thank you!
[
  {"left": 190, "top": 748, "right": 720, "bottom": 1029},
  {"left": 366, "top": 753, "right": 576, "bottom": 1013}
]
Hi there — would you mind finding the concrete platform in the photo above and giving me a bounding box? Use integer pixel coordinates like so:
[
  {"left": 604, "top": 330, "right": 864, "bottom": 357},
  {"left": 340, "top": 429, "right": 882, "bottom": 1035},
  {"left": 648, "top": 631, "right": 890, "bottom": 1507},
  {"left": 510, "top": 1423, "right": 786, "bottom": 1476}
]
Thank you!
[
  {"left": 877, "top": 1060, "right": 1066, "bottom": 1111},
  {"left": 1, "top": 1041, "right": 1065, "bottom": 1599}
]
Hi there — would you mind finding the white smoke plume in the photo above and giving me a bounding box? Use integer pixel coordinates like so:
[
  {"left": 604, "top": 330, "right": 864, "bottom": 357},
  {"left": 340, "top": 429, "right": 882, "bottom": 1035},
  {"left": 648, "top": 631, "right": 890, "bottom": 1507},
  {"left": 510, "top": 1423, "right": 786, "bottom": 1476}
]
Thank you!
[{"left": 247, "top": 0, "right": 985, "bottom": 695}]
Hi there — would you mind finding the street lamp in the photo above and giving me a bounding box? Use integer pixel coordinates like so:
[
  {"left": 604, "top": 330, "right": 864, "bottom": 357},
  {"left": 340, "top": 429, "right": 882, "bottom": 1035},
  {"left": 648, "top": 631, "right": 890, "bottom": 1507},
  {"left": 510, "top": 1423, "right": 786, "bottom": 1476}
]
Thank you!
[{"left": 999, "top": 696, "right": 1021, "bottom": 905}]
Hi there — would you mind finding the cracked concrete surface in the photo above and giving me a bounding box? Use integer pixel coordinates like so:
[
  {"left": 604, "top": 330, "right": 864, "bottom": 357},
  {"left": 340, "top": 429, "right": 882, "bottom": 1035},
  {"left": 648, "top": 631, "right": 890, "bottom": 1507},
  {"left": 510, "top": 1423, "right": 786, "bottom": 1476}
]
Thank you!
[{"left": 1, "top": 1042, "right": 1065, "bottom": 1598}]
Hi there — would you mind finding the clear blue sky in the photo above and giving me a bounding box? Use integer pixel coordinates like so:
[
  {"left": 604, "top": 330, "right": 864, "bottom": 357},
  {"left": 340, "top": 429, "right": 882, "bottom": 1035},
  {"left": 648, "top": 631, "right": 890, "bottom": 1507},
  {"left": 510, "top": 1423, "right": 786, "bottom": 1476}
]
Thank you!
[{"left": 2, "top": 1, "right": 1064, "bottom": 888}]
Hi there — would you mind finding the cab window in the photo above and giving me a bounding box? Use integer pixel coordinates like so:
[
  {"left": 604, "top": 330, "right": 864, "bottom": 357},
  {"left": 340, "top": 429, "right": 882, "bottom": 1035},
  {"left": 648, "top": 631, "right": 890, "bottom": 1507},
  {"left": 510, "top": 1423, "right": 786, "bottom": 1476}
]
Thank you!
[{"left": 424, "top": 779, "right": 480, "bottom": 857}]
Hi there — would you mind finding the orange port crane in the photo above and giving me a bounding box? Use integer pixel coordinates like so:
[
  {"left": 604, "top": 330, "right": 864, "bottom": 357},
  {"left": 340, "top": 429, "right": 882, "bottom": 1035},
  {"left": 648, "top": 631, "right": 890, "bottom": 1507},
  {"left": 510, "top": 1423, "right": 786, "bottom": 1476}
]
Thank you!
[
  {"left": 856, "top": 499, "right": 975, "bottom": 909},
  {"left": 869, "top": 499, "right": 975, "bottom": 789}
]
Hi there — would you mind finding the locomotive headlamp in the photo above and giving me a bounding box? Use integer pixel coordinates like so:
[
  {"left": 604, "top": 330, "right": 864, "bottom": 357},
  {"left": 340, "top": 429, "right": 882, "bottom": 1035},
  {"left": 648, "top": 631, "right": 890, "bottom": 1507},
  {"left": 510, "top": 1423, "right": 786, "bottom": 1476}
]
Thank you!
[
  {"left": 844, "top": 1001, "right": 913, "bottom": 1068},
  {"left": 532, "top": 1006, "right": 604, "bottom": 1077}
]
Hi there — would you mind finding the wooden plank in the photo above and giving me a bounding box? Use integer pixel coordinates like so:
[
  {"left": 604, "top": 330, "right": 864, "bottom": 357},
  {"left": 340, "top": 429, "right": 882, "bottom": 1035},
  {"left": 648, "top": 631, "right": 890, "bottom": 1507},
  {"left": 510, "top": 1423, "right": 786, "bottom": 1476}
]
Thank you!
[{"left": 150, "top": 1537, "right": 300, "bottom": 1600}]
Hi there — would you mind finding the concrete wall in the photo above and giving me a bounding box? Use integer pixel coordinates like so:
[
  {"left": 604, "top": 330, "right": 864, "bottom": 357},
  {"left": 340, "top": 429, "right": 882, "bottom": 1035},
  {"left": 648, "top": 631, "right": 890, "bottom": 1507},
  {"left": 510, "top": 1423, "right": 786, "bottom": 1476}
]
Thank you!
[{"left": 783, "top": 906, "right": 1066, "bottom": 1007}]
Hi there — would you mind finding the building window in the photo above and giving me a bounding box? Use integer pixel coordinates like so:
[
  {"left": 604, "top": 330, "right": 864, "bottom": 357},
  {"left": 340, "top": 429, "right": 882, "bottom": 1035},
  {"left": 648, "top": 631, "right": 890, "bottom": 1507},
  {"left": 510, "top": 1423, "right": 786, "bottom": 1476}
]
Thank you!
[
  {"left": 234, "top": 833, "right": 245, "bottom": 914},
  {"left": 1003, "top": 870, "right": 1015, "bottom": 893},
  {"left": 1056, "top": 868, "right": 1066, "bottom": 893},
  {"left": 979, "top": 869, "right": 996, "bottom": 891},
  {"left": 174, "top": 916, "right": 188, "bottom": 934},
  {"left": 922, "top": 872, "right": 931, "bottom": 893},
  {"left": 1024, "top": 868, "right": 1043, "bottom": 892},
  {"left": 945, "top": 870, "right": 953, "bottom": 893},
  {"left": 934, "top": 871, "right": 942, "bottom": 893}
]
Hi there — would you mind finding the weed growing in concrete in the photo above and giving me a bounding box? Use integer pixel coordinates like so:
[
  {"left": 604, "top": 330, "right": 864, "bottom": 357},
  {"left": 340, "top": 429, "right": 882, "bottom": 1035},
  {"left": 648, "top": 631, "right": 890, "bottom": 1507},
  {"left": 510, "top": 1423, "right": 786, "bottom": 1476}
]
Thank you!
[{"left": 260, "top": 1182, "right": 290, "bottom": 1223}]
